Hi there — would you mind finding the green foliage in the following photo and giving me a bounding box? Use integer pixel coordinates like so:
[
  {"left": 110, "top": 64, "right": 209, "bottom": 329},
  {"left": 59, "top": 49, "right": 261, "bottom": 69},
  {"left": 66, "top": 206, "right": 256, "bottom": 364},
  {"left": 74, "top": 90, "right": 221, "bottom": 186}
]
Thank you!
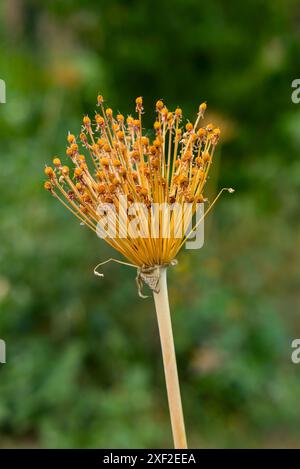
[{"left": 1, "top": 0, "right": 300, "bottom": 448}]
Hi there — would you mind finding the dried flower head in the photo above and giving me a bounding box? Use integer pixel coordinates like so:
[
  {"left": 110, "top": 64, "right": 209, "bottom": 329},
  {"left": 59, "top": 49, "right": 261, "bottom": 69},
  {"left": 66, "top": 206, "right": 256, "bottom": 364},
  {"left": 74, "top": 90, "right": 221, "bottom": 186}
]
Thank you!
[{"left": 43, "top": 96, "right": 231, "bottom": 267}]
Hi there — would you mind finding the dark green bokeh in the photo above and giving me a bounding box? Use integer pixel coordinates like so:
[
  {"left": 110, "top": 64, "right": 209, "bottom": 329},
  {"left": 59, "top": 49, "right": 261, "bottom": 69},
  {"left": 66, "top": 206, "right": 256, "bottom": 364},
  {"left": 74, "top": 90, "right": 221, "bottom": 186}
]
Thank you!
[{"left": 1, "top": 0, "right": 300, "bottom": 448}]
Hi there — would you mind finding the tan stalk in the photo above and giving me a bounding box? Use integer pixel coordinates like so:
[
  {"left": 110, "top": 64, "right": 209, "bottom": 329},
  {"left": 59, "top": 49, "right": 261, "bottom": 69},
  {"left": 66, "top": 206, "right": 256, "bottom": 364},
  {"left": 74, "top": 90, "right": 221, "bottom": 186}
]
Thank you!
[{"left": 153, "top": 267, "right": 187, "bottom": 449}]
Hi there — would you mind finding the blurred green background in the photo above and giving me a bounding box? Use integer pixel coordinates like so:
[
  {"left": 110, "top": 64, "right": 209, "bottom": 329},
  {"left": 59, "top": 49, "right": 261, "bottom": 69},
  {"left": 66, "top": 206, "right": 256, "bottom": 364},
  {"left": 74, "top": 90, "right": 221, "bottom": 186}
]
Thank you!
[{"left": 1, "top": 0, "right": 300, "bottom": 449}]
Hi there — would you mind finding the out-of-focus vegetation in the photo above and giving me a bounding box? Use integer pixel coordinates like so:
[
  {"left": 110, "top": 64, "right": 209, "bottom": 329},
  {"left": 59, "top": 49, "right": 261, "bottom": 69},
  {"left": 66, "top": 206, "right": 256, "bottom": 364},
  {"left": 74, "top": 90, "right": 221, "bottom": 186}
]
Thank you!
[{"left": 1, "top": 0, "right": 300, "bottom": 448}]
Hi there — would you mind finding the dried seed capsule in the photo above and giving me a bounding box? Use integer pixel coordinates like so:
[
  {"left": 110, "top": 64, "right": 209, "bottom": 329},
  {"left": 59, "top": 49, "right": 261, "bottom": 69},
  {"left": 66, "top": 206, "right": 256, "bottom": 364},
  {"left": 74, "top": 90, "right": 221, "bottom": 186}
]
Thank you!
[
  {"left": 44, "top": 166, "right": 54, "bottom": 177},
  {"left": 97, "top": 95, "right": 104, "bottom": 105},
  {"left": 95, "top": 114, "right": 105, "bottom": 126},
  {"left": 203, "top": 151, "right": 211, "bottom": 163},
  {"left": 100, "top": 157, "right": 109, "bottom": 167},
  {"left": 185, "top": 122, "right": 193, "bottom": 132},
  {"left": 83, "top": 116, "right": 91, "bottom": 126},
  {"left": 44, "top": 181, "right": 52, "bottom": 190},
  {"left": 141, "top": 136, "right": 149, "bottom": 146},
  {"left": 67, "top": 134, "right": 75, "bottom": 144},
  {"left": 62, "top": 166, "right": 69, "bottom": 175},
  {"left": 113, "top": 159, "right": 121, "bottom": 167},
  {"left": 156, "top": 100, "right": 164, "bottom": 111},
  {"left": 74, "top": 168, "right": 83, "bottom": 178},
  {"left": 97, "top": 183, "right": 106, "bottom": 194},
  {"left": 53, "top": 157, "right": 61, "bottom": 167},
  {"left": 199, "top": 102, "right": 207, "bottom": 114}
]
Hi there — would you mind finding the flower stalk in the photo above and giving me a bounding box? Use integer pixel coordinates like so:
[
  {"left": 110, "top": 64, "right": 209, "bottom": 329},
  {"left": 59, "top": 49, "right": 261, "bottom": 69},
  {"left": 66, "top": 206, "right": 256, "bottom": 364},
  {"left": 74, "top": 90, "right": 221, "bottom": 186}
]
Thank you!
[{"left": 153, "top": 267, "right": 187, "bottom": 449}]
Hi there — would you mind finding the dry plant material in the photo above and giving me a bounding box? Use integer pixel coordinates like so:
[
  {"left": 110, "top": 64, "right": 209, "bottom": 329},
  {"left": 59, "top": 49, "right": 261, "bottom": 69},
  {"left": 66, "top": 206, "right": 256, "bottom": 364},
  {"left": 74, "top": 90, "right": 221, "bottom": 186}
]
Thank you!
[{"left": 43, "top": 96, "right": 233, "bottom": 448}]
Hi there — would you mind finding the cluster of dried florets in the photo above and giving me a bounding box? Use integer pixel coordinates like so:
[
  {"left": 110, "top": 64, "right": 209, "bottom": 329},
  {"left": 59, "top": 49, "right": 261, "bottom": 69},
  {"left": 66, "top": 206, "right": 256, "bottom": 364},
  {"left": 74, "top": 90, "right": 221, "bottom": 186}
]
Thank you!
[{"left": 43, "top": 96, "right": 221, "bottom": 266}]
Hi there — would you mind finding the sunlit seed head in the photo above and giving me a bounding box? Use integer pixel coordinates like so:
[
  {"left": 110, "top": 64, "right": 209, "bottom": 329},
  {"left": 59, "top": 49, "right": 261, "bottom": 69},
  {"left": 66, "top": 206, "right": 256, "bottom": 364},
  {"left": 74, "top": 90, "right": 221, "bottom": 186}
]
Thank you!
[
  {"left": 53, "top": 157, "right": 61, "bottom": 167},
  {"left": 44, "top": 181, "right": 52, "bottom": 191},
  {"left": 83, "top": 116, "right": 91, "bottom": 126},
  {"left": 97, "top": 183, "right": 106, "bottom": 194},
  {"left": 74, "top": 168, "right": 83, "bottom": 178},
  {"left": 103, "top": 143, "right": 111, "bottom": 153},
  {"left": 195, "top": 156, "right": 203, "bottom": 167},
  {"left": 135, "top": 96, "right": 143, "bottom": 113},
  {"left": 199, "top": 102, "right": 207, "bottom": 117},
  {"left": 141, "top": 136, "right": 149, "bottom": 146},
  {"left": 185, "top": 122, "right": 193, "bottom": 132},
  {"left": 44, "top": 166, "right": 54, "bottom": 177},
  {"left": 131, "top": 150, "right": 140, "bottom": 161},
  {"left": 80, "top": 133, "right": 87, "bottom": 144},
  {"left": 203, "top": 151, "right": 211, "bottom": 162},
  {"left": 156, "top": 100, "right": 164, "bottom": 111},
  {"left": 149, "top": 146, "right": 157, "bottom": 155},
  {"left": 96, "top": 170, "right": 105, "bottom": 179},
  {"left": 97, "top": 94, "right": 104, "bottom": 106},
  {"left": 67, "top": 134, "right": 76, "bottom": 144},
  {"left": 175, "top": 129, "right": 182, "bottom": 141},
  {"left": 100, "top": 157, "right": 109, "bottom": 167},
  {"left": 133, "top": 119, "right": 140, "bottom": 129},
  {"left": 95, "top": 114, "right": 105, "bottom": 126},
  {"left": 140, "top": 187, "right": 148, "bottom": 197},
  {"left": 178, "top": 174, "right": 188, "bottom": 186},
  {"left": 151, "top": 158, "right": 159, "bottom": 169},
  {"left": 197, "top": 128, "right": 206, "bottom": 139},
  {"left": 97, "top": 138, "right": 105, "bottom": 147},
  {"left": 113, "top": 177, "right": 121, "bottom": 186}
]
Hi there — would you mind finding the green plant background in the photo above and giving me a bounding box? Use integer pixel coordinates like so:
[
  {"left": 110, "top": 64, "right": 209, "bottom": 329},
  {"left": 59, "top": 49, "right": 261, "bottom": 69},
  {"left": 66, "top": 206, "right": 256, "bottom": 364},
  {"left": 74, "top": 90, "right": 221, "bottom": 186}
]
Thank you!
[{"left": 1, "top": 0, "right": 300, "bottom": 448}]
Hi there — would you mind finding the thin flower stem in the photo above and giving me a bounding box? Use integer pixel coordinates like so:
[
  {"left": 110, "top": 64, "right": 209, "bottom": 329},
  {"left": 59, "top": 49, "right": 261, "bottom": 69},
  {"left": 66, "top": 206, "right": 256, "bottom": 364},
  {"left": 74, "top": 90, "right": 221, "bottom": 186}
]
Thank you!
[{"left": 153, "top": 268, "right": 187, "bottom": 449}]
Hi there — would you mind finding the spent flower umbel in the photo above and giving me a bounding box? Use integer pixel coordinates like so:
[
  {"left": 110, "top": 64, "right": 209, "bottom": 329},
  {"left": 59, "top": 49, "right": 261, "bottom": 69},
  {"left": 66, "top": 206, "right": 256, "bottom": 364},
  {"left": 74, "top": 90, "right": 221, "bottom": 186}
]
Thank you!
[
  {"left": 42, "top": 95, "right": 234, "bottom": 449},
  {"left": 43, "top": 96, "right": 229, "bottom": 266}
]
